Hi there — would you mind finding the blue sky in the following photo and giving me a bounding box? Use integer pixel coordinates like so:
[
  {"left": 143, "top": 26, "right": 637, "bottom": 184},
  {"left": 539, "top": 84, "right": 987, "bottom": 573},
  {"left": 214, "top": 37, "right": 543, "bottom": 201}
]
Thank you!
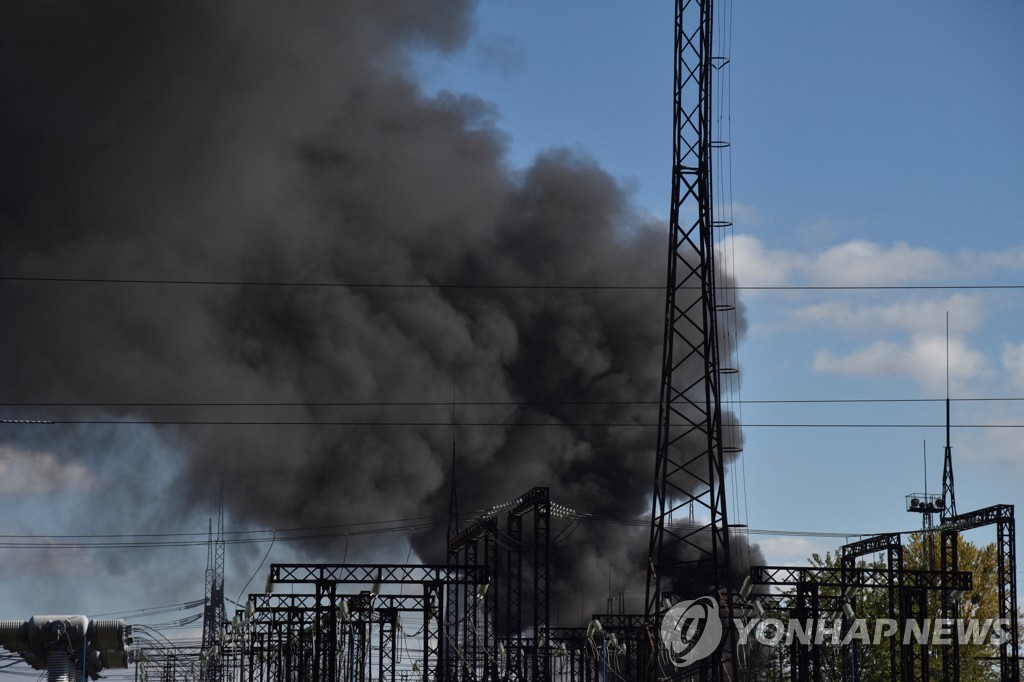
[{"left": 417, "top": 0, "right": 1024, "bottom": 564}]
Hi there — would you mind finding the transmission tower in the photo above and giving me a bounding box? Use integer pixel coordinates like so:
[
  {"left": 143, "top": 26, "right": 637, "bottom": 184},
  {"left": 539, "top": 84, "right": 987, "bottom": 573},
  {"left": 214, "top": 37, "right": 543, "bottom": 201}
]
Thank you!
[
  {"left": 200, "top": 492, "right": 226, "bottom": 682},
  {"left": 644, "top": 0, "right": 738, "bottom": 678}
]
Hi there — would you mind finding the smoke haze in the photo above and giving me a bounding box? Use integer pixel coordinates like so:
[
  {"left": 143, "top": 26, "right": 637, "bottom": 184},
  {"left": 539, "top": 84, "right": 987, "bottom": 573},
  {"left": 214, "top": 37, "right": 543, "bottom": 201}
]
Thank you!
[{"left": 0, "top": 0, "right": 757, "bottom": 618}]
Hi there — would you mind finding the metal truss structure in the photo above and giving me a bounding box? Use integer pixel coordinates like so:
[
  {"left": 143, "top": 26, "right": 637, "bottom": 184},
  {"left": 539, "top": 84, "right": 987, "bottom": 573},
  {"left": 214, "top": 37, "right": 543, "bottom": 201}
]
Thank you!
[
  {"left": 267, "top": 562, "right": 488, "bottom": 681},
  {"left": 941, "top": 504, "right": 1019, "bottom": 682},
  {"left": 748, "top": 564, "right": 973, "bottom": 682},
  {"left": 448, "top": 515, "right": 498, "bottom": 681},
  {"left": 750, "top": 566, "right": 971, "bottom": 592},
  {"left": 200, "top": 500, "right": 227, "bottom": 682},
  {"left": 840, "top": 533, "right": 904, "bottom": 682},
  {"left": 645, "top": 0, "right": 736, "bottom": 678},
  {"left": 224, "top": 593, "right": 423, "bottom": 682},
  {"left": 505, "top": 488, "right": 551, "bottom": 682},
  {"left": 589, "top": 614, "right": 649, "bottom": 681},
  {"left": 270, "top": 564, "right": 488, "bottom": 586},
  {"left": 545, "top": 616, "right": 647, "bottom": 682},
  {"left": 135, "top": 645, "right": 202, "bottom": 682},
  {"left": 446, "top": 486, "right": 554, "bottom": 682}
]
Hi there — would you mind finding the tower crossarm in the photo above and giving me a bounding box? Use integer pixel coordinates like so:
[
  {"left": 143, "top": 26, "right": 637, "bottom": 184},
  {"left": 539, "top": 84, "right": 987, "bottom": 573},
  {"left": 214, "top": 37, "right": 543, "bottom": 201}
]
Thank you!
[{"left": 750, "top": 565, "right": 972, "bottom": 591}]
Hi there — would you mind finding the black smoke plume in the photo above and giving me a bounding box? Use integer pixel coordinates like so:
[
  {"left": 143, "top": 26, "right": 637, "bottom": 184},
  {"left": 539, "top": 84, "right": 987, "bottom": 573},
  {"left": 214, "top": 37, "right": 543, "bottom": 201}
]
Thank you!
[{"left": 0, "top": 0, "right": 760, "bottom": 619}]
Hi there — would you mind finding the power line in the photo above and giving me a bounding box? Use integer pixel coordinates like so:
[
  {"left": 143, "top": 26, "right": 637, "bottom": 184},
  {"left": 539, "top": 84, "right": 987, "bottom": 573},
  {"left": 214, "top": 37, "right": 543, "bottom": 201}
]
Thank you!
[
  {"left": 0, "top": 276, "right": 659, "bottom": 290},
  {"left": 3, "top": 396, "right": 1024, "bottom": 408},
  {"left": 4, "top": 419, "right": 1024, "bottom": 428},
  {"left": 0, "top": 513, "right": 917, "bottom": 547},
  {"left": 5, "top": 400, "right": 657, "bottom": 407},
  {"left": 3, "top": 275, "right": 1024, "bottom": 291},
  {"left": 0, "top": 515, "right": 445, "bottom": 539},
  {"left": 88, "top": 599, "right": 206, "bottom": 618}
]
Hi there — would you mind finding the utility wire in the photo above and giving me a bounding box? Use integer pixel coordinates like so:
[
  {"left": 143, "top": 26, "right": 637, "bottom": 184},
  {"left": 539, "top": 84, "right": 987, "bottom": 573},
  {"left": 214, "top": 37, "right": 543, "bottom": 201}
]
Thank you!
[
  {"left": 3, "top": 396, "right": 1023, "bottom": 407},
  {"left": 3, "top": 275, "right": 1024, "bottom": 291},
  {"left": 4, "top": 419, "right": 1024, "bottom": 428},
  {"left": 89, "top": 599, "right": 205, "bottom": 618},
  {"left": 0, "top": 515, "right": 445, "bottom": 539},
  {"left": 0, "top": 514, "right": 955, "bottom": 547},
  {"left": 0, "top": 276, "right": 659, "bottom": 290}
]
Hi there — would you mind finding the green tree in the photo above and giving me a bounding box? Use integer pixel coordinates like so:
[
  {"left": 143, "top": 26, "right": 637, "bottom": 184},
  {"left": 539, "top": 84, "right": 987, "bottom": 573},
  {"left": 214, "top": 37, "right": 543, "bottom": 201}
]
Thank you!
[
  {"left": 738, "top": 535, "right": 1008, "bottom": 682},
  {"left": 903, "top": 532, "right": 1002, "bottom": 681}
]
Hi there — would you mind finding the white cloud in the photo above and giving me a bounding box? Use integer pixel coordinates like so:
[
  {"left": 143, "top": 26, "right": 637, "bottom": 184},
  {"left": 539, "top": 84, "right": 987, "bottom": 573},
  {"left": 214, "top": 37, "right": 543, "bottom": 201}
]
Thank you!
[
  {"left": 722, "top": 234, "right": 1024, "bottom": 289},
  {"left": 0, "top": 446, "right": 96, "bottom": 494},
  {"left": 720, "top": 234, "right": 805, "bottom": 287},
  {"left": 805, "top": 240, "right": 946, "bottom": 286},
  {"left": 719, "top": 233, "right": 1021, "bottom": 395},
  {"left": 790, "top": 294, "right": 984, "bottom": 335},
  {"left": 720, "top": 235, "right": 949, "bottom": 288},
  {"left": 812, "top": 335, "right": 987, "bottom": 393}
]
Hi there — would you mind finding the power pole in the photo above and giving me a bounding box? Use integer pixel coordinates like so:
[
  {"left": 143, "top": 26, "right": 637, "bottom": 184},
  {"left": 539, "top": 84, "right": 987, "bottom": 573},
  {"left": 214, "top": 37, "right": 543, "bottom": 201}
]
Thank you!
[
  {"left": 645, "top": 0, "right": 737, "bottom": 678},
  {"left": 200, "top": 490, "right": 226, "bottom": 682}
]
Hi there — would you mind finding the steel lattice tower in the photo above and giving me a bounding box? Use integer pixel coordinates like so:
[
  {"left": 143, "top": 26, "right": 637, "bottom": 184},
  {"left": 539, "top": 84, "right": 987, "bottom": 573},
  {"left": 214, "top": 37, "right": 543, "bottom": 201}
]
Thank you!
[
  {"left": 200, "top": 493, "right": 226, "bottom": 682},
  {"left": 939, "top": 322, "right": 960, "bottom": 682},
  {"left": 645, "top": 0, "right": 737, "bottom": 678},
  {"left": 940, "top": 410, "right": 956, "bottom": 517}
]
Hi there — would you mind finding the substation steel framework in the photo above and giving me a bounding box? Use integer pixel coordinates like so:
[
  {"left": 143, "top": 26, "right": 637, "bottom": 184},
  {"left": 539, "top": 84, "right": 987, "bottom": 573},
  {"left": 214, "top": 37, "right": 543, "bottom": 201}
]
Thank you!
[
  {"left": 447, "top": 486, "right": 551, "bottom": 682},
  {"left": 748, "top": 565, "right": 972, "bottom": 682},
  {"left": 507, "top": 488, "right": 551, "bottom": 682},
  {"left": 645, "top": 0, "right": 737, "bottom": 679},
  {"left": 591, "top": 614, "right": 650, "bottom": 681},
  {"left": 840, "top": 532, "right": 948, "bottom": 682},
  {"left": 448, "top": 515, "right": 499, "bottom": 682},
  {"left": 546, "top": 616, "right": 647, "bottom": 682},
  {"left": 135, "top": 645, "right": 202, "bottom": 682},
  {"left": 228, "top": 593, "right": 425, "bottom": 682},
  {"left": 940, "top": 504, "right": 1019, "bottom": 682},
  {"left": 738, "top": 593, "right": 844, "bottom": 682},
  {"left": 840, "top": 533, "right": 904, "bottom": 682},
  {"left": 268, "top": 563, "right": 489, "bottom": 682},
  {"left": 546, "top": 627, "right": 590, "bottom": 682}
]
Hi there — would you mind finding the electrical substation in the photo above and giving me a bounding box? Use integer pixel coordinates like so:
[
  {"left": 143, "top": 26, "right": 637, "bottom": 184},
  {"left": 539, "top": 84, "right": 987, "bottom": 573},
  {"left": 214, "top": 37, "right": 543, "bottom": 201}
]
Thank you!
[{"left": 0, "top": 0, "right": 1019, "bottom": 681}]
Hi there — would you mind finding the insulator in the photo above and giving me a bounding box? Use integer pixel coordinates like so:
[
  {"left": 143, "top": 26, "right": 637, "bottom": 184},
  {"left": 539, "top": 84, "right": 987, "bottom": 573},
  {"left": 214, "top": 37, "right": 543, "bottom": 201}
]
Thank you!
[
  {"left": 0, "top": 621, "right": 27, "bottom": 649},
  {"left": 88, "top": 620, "right": 126, "bottom": 650},
  {"left": 100, "top": 648, "right": 129, "bottom": 669},
  {"left": 46, "top": 647, "right": 72, "bottom": 682}
]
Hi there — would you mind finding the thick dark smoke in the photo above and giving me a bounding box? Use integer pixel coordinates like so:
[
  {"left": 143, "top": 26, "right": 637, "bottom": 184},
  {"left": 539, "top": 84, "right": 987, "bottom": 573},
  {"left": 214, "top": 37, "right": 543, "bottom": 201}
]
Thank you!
[{"left": 0, "top": 0, "right": 760, "bottom": 618}]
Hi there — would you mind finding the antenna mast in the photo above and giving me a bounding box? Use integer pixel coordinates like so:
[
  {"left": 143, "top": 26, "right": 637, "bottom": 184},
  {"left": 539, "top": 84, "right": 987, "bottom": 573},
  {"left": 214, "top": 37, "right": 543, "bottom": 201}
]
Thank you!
[{"left": 941, "top": 312, "right": 957, "bottom": 520}]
